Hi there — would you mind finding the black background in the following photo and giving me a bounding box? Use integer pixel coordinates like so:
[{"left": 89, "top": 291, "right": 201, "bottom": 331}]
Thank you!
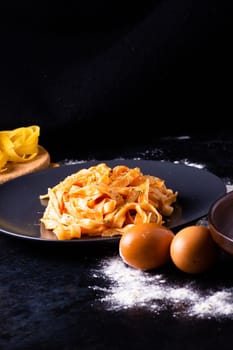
[{"left": 0, "top": 0, "right": 233, "bottom": 158}]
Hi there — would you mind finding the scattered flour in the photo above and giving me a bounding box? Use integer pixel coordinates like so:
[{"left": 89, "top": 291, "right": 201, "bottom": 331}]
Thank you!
[
  {"left": 63, "top": 158, "right": 206, "bottom": 170},
  {"left": 174, "top": 159, "right": 205, "bottom": 169},
  {"left": 92, "top": 256, "right": 233, "bottom": 319},
  {"left": 226, "top": 183, "right": 233, "bottom": 193}
]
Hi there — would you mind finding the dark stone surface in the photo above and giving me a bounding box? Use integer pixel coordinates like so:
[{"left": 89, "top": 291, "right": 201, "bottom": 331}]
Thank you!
[{"left": 0, "top": 0, "right": 233, "bottom": 153}]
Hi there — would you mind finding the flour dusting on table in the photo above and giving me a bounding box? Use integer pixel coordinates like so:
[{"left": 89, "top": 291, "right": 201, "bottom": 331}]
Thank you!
[{"left": 92, "top": 256, "right": 233, "bottom": 319}]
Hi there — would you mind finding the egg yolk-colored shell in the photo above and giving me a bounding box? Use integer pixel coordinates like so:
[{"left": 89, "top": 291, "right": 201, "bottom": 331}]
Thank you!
[
  {"left": 119, "top": 223, "right": 175, "bottom": 271},
  {"left": 170, "top": 225, "right": 219, "bottom": 274}
]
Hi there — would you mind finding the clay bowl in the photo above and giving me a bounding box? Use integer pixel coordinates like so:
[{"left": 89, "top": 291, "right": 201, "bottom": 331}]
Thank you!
[{"left": 208, "top": 190, "right": 233, "bottom": 256}]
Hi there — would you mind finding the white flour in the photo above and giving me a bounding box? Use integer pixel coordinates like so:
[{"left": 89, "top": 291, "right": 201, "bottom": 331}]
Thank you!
[
  {"left": 174, "top": 159, "right": 205, "bottom": 169},
  {"left": 64, "top": 158, "right": 206, "bottom": 169},
  {"left": 92, "top": 256, "right": 233, "bottom": 319}
]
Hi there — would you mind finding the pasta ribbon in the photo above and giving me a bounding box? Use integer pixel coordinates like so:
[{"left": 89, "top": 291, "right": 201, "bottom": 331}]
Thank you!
[
  {"left": 0, "top": 150, "right": 8, "bottom": 171},
  {"left": 0, "top": 125, "right": 40, "bottom": 172},
  {"left": 40, "top": 163, "right": 178, "bottom": 240}
]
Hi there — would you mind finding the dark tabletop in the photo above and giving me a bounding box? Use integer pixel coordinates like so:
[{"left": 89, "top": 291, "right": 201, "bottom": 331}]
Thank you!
[{"left": 1, "top": 132, "right": 233, "bottom": 350}]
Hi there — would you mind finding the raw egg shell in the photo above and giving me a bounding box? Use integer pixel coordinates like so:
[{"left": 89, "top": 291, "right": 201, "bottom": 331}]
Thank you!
[
  {"left": 170, "top": 225, "right": 219, "bottom": 274},
  {"left": 119, "top": 223, "right": 175, "bottom": 271}
]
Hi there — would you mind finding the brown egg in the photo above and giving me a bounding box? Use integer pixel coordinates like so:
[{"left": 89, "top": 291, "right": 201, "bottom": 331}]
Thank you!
[
  {"left": 119, "top": 223, "right": 175, "bottom": 271},
  {"left": 170, "top": 225, "right": 219, "bottom": 274}
]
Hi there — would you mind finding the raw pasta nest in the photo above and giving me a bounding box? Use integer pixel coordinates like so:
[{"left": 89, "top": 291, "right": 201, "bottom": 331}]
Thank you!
[{"left": 0, "top": 125, "right": 40, "bottom": 172}]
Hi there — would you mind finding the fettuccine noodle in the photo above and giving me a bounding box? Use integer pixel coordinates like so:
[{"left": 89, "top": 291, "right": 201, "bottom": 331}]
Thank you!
[
  {"left": 0, "top": 125, "right": 40, "bottom": 172},
  {"left": 40, "top": 163, "right": 178, "bottom": 240}
]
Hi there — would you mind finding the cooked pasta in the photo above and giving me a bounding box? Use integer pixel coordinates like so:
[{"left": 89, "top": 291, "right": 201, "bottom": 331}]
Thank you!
[
  {"left": 40, "top": 163, "right": 178, "bottom": 240},
  {"left": 0, "top": 125, "right": 40, "bottom": 172}
]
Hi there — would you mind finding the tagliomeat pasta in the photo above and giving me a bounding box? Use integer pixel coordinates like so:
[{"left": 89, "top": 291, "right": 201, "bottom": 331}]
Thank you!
[{"left": 40, "top": 163, "right": 178, "bottom": 240}]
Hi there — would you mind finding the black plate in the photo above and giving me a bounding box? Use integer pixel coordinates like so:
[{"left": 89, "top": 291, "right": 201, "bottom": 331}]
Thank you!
[{"left": 0, "top": 159, "right": 226, "bottom": 243}]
